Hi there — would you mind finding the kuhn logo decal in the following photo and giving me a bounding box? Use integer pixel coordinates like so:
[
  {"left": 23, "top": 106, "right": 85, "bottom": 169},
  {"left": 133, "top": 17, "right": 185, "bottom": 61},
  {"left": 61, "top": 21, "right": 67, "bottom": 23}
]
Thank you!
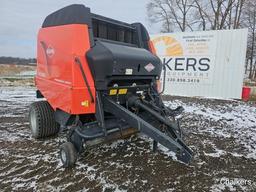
[
  {"left": 144, "top": 63, "right": 155, "bottom": 72},
  {"left": 46, "top": 46, "right": 55, "bottom": 57}
]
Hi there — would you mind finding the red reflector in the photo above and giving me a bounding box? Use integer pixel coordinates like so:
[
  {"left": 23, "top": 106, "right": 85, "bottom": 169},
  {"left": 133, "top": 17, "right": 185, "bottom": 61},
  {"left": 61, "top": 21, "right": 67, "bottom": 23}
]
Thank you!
[
  {"left": 156, "top": 80, "right": 162, "bottom": 93},
  {"left": 148, "top": 40, "right": 157, "bottom": 55}
]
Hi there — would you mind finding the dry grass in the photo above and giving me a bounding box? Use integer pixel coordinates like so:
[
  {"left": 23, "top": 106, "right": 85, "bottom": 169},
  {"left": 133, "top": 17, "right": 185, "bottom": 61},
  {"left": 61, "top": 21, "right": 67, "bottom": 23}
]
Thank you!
[
  {"left": 0, "top": 78, "right": 34, "bottom": 87},
  {"left": 0, "top": 64, "right": 35, "bottom": 87},
  {"left": 0, "top": 64, "right": 35, "bottom": 76}
]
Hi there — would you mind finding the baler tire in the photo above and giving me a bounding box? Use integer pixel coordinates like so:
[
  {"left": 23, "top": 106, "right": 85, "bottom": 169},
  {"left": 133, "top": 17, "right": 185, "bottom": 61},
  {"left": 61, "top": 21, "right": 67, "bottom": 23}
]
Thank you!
[
  {"left": 60, "top": 142, "right": 77, "bottom": 168},
  {"left": 29, "top": 101, "right": 60, "bottom": 139}
]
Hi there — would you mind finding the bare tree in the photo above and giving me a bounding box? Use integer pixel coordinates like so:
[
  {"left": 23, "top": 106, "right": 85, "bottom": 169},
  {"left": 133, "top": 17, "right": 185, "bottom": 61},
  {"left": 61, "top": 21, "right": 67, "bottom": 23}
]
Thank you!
[
  {"left": 232, "top": 0, "right": 245, "bottom": 28},
  {"left": 242, "top": 0, "right": 256, "bottom": 79},
  {"left": 147, "top": 0, "right": 196, "bottom": 32},
  {"left": 147, "top": 0, "right": 255, "bottom": 80},
  {"left": 147, "top": 0, "right": 246, "bottom": 31},
  {"left": 225, "top": 0, "right": 245, "bottom": 29},
  {"left": 193, "top": 0, "right": 208, "bottom": 30},
  {"left": 194, "top": 0, "right": 241, "bottom": 30},
  {"left": 147, "top": 0, "right": 173, "bottom": 32}
]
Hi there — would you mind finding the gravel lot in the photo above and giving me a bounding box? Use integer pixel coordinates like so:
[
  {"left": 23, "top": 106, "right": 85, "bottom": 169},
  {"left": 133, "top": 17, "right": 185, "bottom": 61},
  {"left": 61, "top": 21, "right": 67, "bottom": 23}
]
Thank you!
[{"left": 0, "top": 86, "right": 256, "bottom": 191}]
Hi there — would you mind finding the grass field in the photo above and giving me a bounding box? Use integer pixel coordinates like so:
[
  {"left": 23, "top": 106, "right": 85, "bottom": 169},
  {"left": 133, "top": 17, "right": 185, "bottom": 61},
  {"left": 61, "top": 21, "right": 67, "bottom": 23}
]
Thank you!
[{"left": 0, "top": 64, "right": 35, "bottom": 86}]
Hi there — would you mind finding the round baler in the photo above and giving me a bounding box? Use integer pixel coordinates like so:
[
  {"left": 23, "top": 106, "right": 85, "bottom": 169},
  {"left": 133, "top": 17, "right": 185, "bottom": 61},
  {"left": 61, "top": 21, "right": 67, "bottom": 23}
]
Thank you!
[{"left": 29, "top": 4, "right": 193, "bottom": 167}]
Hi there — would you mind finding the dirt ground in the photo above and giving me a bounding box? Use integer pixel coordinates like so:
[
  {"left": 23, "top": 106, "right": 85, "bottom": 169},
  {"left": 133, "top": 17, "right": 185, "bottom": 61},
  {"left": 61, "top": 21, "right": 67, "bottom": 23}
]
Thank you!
[{"left": 0, "top": 86, "right": 256, "bottom": 192}]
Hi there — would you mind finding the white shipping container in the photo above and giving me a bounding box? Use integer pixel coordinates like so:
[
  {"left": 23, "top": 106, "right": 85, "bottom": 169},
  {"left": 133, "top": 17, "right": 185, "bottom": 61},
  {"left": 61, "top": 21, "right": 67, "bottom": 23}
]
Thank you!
[{"left": 150, "top": 29, "right": 248, "bottom": 99}]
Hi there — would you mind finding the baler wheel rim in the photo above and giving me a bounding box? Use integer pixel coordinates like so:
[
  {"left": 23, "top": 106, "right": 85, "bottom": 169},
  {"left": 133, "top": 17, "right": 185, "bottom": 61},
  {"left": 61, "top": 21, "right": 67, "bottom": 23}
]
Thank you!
[{"left": 60, "top": 142, "right": 77, "bottom": 168}]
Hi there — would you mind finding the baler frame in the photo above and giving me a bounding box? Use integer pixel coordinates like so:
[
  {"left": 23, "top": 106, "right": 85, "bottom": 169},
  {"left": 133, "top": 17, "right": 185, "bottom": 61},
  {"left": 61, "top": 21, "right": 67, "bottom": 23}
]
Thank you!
[{"left": 29, "top": 4, "right": 193, "bottom": 168}]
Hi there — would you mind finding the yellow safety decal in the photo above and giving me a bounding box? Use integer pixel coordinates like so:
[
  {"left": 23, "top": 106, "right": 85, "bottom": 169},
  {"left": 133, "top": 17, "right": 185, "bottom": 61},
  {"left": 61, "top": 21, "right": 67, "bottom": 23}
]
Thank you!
[
  {"left": 109, "top": 89, "right": 117, "bottom": 95},
  {"left": 81, "top": 100, "right": 89, "bottom": 107},
  {"left": 118, "top": 89, "right": 128, "bottom": 95}
]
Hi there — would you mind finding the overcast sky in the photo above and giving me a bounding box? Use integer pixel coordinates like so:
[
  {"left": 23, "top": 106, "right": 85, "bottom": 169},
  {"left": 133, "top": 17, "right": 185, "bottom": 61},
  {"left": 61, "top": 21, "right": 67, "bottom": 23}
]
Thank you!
[{"left": 0, "top": 0, "right": 160, "bottom": 58}]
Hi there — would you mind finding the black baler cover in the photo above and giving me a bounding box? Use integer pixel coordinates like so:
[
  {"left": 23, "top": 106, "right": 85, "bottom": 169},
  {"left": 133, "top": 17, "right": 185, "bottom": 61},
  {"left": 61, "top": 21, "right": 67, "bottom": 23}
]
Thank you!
[
  {"left": 41, "top": 4, "right": 151, "bottom": 50},
  {"left": 42, "top": 4, "right": 92, "bottom": 28},
  {"left": 87, "top": 40, "right": 161, "bottom": 90}
]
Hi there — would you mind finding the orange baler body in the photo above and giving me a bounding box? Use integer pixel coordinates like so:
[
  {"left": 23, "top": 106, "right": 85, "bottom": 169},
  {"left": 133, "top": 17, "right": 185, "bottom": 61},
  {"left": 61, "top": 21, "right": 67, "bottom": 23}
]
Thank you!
[{"left": 36, "top": 24, "right": 96, "bottom": 115}]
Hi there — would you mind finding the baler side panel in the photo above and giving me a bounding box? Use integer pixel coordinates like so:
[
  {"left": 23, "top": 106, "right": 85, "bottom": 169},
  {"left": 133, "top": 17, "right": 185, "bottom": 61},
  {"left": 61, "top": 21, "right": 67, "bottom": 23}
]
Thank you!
[
  {"left": 36, "top": 24, "right": 96, "bottom": 114},
  {"left": 71, "top": 25, "right": 96, "bottom": 114}
]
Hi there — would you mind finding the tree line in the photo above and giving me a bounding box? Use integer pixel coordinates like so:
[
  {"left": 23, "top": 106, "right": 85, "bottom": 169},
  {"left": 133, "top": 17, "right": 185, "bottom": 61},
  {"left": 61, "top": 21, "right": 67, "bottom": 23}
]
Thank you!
[
  {"left": 147, "top": 0, "right": 256, "bottom": 80},
  {"left": 0, "top": 57, "right": 36, "bottom": 65}
]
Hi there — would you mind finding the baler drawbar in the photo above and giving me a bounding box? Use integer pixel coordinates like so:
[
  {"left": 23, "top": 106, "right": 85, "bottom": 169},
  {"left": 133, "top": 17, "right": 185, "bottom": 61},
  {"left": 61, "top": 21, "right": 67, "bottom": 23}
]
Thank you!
[{"left": 29, "top": 4, "right": 193, "bottom": 167}]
